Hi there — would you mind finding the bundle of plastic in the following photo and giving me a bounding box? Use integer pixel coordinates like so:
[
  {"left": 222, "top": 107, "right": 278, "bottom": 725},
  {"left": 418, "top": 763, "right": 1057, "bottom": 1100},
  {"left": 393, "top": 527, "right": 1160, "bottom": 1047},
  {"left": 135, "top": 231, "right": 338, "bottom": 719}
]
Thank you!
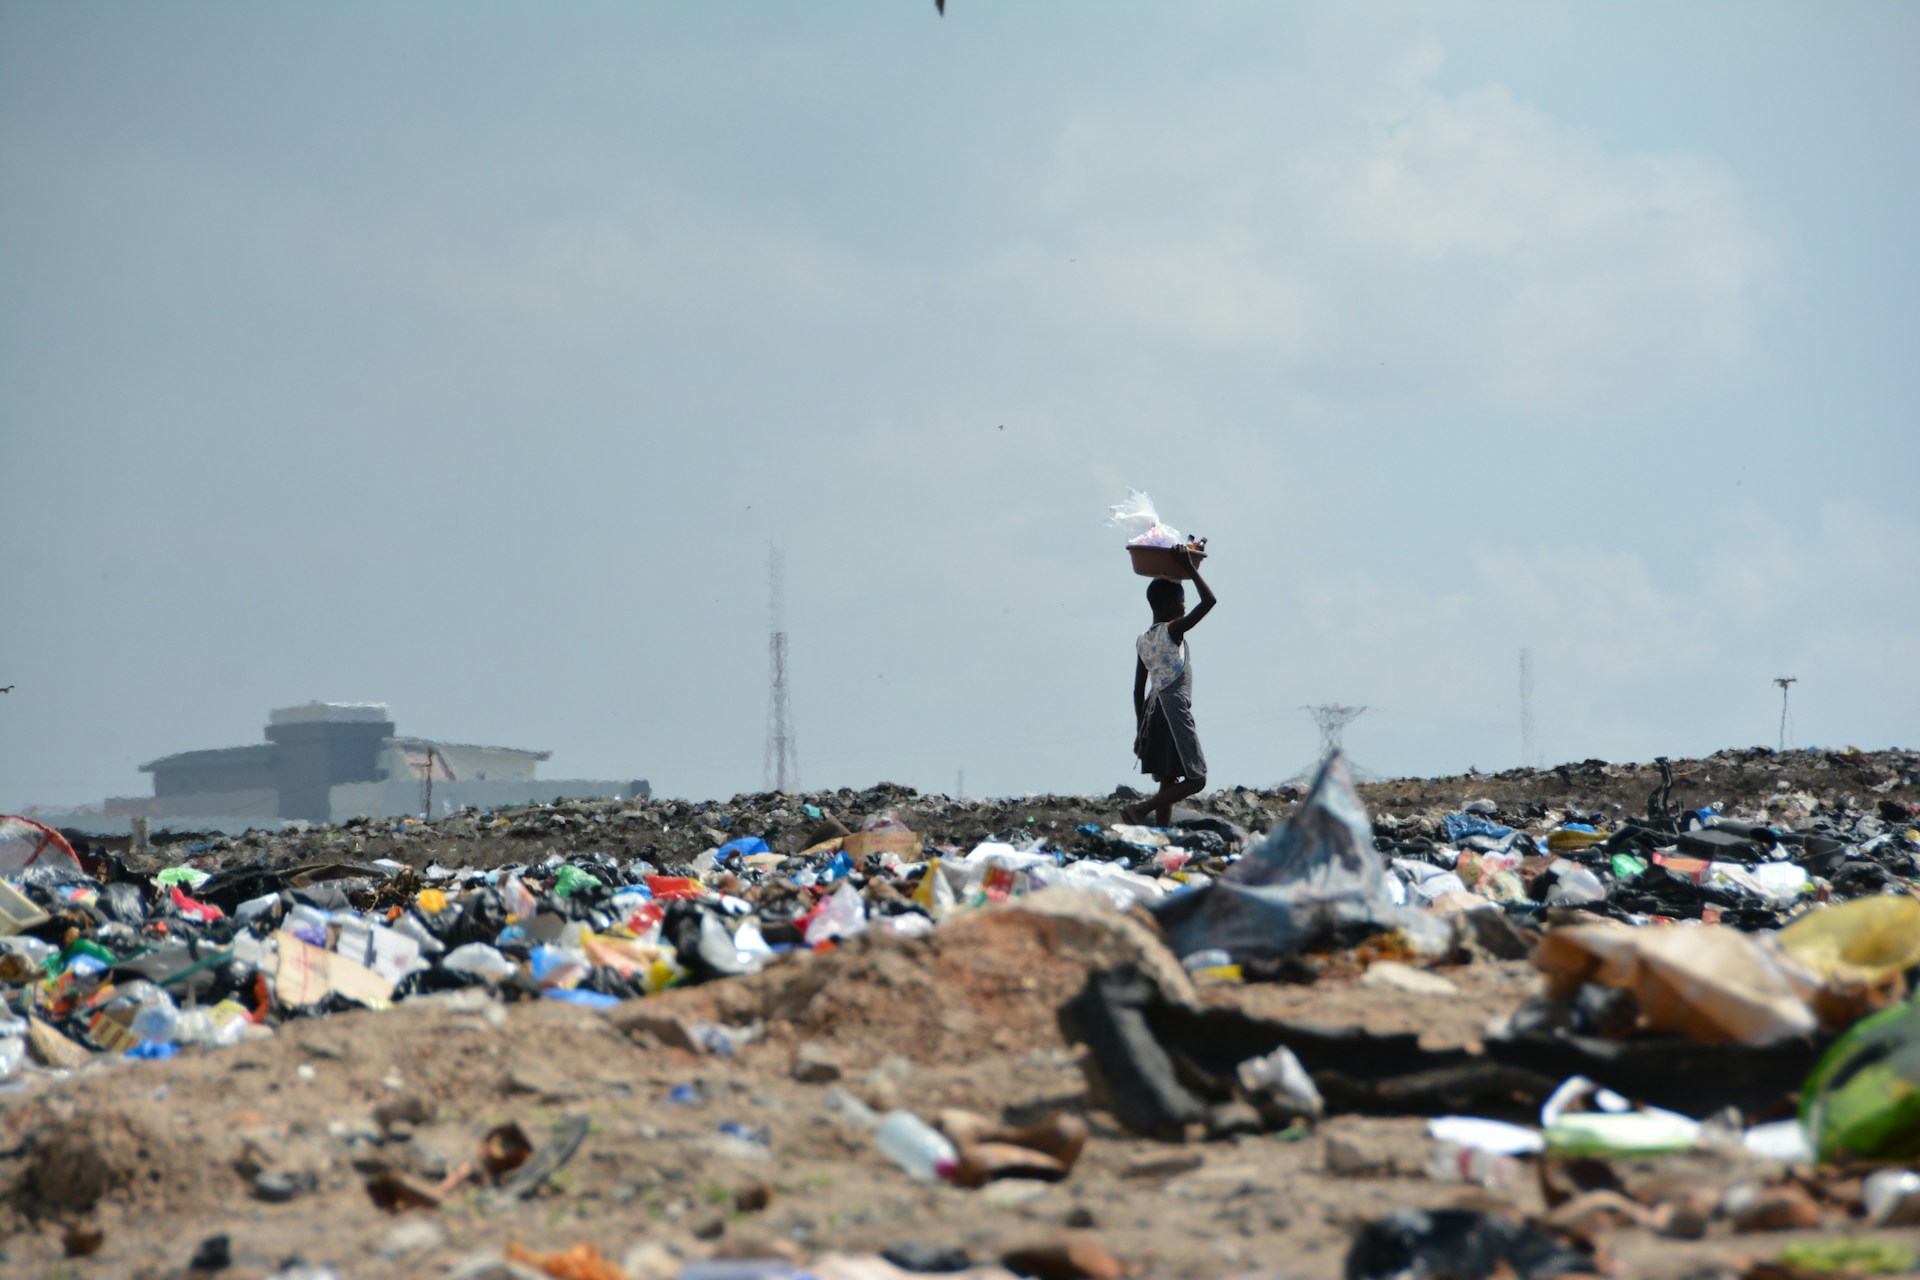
[{"left": 1107, "top": 489, "right": 1183, "bottom": 548}]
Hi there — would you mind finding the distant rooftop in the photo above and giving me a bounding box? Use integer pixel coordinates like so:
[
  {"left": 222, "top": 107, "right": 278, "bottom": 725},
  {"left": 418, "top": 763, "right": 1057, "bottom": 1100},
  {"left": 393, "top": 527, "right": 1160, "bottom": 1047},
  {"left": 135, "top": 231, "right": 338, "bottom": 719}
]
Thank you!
[{"left": 269, "top": 701, "right": 392, "bottom": 726}]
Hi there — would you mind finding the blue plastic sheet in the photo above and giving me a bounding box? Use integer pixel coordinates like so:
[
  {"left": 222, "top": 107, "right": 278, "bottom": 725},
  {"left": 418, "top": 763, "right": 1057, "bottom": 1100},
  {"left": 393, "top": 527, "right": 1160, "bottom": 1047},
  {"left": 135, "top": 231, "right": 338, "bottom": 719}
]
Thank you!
[{"left": 1441, "top": 813, "right": 1516, "bottom": 842}]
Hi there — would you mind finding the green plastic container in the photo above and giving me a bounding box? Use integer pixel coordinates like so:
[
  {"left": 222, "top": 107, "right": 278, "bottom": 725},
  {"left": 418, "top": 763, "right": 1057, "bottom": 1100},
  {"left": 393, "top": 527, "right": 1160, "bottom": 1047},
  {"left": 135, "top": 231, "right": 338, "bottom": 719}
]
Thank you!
[{"left": 1800, "top": 996, "right": 1920, "bottom": 1163}]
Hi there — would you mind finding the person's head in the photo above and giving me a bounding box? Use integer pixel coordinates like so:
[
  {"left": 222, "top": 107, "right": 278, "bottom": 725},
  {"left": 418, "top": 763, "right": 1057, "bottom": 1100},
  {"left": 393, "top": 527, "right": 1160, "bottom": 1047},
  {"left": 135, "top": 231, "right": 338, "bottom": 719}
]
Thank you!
[{"left": 1146, "top": 577, "right": 1184, "bottom": 622}]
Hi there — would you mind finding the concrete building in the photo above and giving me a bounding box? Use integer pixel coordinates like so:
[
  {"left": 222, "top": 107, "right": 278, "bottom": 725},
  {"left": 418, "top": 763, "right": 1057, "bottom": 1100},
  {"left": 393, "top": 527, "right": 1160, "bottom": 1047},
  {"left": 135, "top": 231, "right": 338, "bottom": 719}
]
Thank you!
[{"left": 114, "top": 702, "right": 646, "bottom": 825}]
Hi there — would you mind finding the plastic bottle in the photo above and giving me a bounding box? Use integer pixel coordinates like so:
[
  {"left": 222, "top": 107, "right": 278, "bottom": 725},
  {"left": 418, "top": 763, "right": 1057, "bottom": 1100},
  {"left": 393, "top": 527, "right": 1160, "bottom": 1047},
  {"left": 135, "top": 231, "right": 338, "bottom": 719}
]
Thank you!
[
  {"left": 0, "top": 1015, "right": 27, "bottom": 1080},
  {"left": 130, "top": 997, "right": 181, "bottom": 1043},
  {"left": 874, "top": 1109, "right": 958, "bottom": 1182},
  {"left": 1863, "top": 1169, "right": 1920, "bottom": 1226},
  {"left": 1424, "top": 1142, "right": 1529, "bottom": 1191}
]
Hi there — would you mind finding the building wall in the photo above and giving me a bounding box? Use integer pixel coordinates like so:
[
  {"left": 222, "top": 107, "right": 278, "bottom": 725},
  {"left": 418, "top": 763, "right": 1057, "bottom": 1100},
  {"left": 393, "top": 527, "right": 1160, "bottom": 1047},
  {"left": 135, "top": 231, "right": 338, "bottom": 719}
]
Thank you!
[
  {"left": 266, "top": 719, "right": 393, "bottom": 823},
  {"left": 148, "top": 748, "right": 277, "bottom": 797},
  {"left": 416, "top": 743, "right": 544, "bottom": 783}
]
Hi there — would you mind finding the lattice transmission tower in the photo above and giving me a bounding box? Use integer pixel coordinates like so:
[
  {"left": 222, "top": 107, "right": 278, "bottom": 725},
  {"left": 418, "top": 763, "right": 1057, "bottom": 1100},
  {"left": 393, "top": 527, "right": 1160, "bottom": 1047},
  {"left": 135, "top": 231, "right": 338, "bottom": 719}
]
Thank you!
[
  {"left": 1774, "top": 676, "right": 1797, "bottom": 752},
  {"left": 1287, "top": 703, "right": 1373, "bottom": 783},
  {"left": 764, "top": 543, "right": 798, "bottom": 792}
]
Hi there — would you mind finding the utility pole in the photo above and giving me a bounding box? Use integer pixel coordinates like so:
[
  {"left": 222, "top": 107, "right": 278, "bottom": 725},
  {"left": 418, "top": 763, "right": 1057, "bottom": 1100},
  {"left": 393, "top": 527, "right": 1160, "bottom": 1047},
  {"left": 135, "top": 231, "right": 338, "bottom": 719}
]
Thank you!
[
  {"left": 419, "top": 746, "right": 439, "bottom": 818},
  {"left": 956, "top": 768, "right": 965, "bottom": 800},
  {"left": 764, "top": 543, "right": 798, "bottom": 792},
  {"left": 1519, "top": 648, "right": 1537, "bottom": 769},
  {"left": 1774, "top": 677, "right": 1798, "bottom": 751}
]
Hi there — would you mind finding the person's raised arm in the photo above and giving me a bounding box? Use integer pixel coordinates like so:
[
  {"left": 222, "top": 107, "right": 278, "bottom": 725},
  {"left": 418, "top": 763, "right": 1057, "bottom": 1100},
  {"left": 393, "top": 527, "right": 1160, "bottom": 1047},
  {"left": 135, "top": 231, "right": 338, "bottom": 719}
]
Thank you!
[{"left": 1169, "top": 553, "right": 1216, "bottom": 642}]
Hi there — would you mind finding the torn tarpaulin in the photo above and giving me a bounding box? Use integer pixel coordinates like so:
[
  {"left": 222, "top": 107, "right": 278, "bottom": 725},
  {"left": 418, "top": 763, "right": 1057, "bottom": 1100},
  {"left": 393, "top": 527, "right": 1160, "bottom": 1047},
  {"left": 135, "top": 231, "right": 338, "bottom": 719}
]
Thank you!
[{"left": 1151, "top": 752, "right": 1440, "bottom": 964}]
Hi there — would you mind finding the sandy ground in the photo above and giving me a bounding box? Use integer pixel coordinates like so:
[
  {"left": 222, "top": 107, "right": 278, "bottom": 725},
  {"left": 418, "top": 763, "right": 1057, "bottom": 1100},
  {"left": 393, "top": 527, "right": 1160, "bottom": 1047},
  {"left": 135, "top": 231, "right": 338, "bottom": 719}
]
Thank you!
[{"left": 4, "top": 900, "right": 1912, "bottom": 1280}]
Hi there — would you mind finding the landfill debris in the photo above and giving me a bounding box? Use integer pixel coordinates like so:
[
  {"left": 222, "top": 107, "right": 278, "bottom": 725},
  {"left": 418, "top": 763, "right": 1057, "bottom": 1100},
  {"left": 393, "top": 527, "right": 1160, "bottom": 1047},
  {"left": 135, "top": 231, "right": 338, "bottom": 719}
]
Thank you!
[
  {"left": 1153, "top": 754, "right": 1441, "bottom": 967},
  {"left": 1774, "top": 1238, "right": 1917, "bottom": 1276},
  {"left": 0, "top": 747, "right": 1913, "bottom": 1276},
  {"left": 1343, "top": 1207, "right": 1598, "bottom": 1279},
  {"left": 1800, "top": 994, "right": 1920, "bottom": 1163}
]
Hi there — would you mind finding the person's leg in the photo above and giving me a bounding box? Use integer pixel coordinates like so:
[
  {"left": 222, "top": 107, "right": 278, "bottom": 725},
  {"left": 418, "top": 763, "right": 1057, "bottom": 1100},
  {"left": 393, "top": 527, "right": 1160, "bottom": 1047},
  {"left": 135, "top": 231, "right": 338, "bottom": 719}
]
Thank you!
[
  {"left": 1152, "top": 774, "right": 1206, "bottom": 827},
  {"left": 1123, "top": 773, "right": 1177, "bottom": 824}
]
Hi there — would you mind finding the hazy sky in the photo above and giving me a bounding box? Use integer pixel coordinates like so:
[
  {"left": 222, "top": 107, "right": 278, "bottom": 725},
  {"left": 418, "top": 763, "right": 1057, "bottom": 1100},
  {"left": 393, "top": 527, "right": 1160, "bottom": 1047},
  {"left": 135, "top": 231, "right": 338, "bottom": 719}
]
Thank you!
[{"left": 4, "top": 2, "right": 1917, "bottom": 809}]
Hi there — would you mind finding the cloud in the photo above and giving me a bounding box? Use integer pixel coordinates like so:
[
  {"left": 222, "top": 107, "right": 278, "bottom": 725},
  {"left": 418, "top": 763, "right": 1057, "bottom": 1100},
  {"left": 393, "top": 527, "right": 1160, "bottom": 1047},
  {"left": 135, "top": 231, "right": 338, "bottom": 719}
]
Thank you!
[
  {"left": 1281, "top": 498, "right": 1920, "bottom": 770},
  {"left": 1004, "top": 39, "right": 1777, "bottom": 418}
]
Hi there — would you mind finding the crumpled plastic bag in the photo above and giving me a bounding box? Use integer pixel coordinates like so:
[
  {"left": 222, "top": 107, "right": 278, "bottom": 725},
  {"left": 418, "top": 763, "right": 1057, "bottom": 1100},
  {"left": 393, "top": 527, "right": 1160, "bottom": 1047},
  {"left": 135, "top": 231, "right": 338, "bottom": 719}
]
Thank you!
[
  {"left": 1106, "top": 488, "right": 1183, "bottom": 547},
  {"left": 1151, "top": 753, "right": 1441, "bottom": 962},
  {"left": 1779, "top": 896, "right": 1920, "bottom": 986},
  {"left": 1532, "top": 921, "right": 1820, "bottom": 1044}
]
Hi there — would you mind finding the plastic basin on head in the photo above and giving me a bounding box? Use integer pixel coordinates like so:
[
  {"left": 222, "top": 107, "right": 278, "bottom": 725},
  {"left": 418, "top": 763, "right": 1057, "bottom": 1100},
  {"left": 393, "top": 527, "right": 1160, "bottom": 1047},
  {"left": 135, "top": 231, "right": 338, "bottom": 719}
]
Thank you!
[{"left": 1128, "top": 545, "right": 1204, "bottom": 580}]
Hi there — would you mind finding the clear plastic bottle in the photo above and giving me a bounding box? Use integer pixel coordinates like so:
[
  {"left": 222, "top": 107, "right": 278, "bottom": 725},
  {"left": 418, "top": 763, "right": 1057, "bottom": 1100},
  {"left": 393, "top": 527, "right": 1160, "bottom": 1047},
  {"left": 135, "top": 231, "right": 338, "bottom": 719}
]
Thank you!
[
  {"left": 1424, "top": 1142, "right": 1529, "bottom": 1191},
  {"left": 874, "top": 1109, "right": 958, "bottom": 1182},
  {"left": 0, "top": 1015, "right": 27, "bottom": 1080},
  {"left": 130, "top": 999, "right": 181, "bottom": 1043},
  {"left": 1863, "top": 1169, "right": 1920, "bottom": 1226}
]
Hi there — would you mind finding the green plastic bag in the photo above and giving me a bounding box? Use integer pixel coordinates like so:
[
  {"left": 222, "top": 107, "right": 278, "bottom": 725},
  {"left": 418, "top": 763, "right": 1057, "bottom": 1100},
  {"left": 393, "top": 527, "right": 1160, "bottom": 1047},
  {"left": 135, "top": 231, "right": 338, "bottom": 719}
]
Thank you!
[
  {"left": 1800, "top": 995, "right": 1920, "bottom": 1163},
  {"left": 552, "top": 865, "right": 604, "bottom": 898},
  {"left": 1609, "top": 853, "right": 1649, "bottom": 879}
]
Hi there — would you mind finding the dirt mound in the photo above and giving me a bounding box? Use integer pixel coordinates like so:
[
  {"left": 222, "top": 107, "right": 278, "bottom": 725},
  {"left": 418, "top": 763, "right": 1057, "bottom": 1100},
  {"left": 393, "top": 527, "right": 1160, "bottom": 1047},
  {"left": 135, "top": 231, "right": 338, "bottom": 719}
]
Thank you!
[
  {"left": 766, "top": 914, "right": 1088, "bottom": 1064},
  {"left": 13, "top": 1102, "right": 198, "bottom": 1217},
  {"left": 648, "top": 909, "right": 1109, "bottom": 1066}
]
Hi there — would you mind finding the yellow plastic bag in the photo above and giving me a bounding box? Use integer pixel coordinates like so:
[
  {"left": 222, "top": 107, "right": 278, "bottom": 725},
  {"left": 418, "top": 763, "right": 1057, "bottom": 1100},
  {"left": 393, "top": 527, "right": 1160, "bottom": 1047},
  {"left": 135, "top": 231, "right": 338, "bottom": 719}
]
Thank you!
[{"left": 1780, "top": 896, "right": 1920, "bottom": 985}]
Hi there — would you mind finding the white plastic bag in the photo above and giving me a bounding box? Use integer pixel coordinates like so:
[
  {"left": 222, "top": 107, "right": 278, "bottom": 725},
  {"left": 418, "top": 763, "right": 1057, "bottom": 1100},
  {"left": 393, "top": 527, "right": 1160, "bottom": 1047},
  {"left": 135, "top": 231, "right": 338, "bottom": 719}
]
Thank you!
[
  {"left": 804, "top": 881, "right": 868, "bottom": 946},
  {"left": 1106, "top": 489, "right": 1183, "bottom": 547}
]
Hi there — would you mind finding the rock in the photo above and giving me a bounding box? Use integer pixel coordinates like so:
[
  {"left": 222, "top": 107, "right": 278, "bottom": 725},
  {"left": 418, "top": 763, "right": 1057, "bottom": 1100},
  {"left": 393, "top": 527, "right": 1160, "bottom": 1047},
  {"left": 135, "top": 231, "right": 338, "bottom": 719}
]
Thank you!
[
  {"left": 1324, "top": 1135, "right": 1393, "bottom": 1177},
  {"left": 1064, "top": 1206, "right": 1098, "bottom": 1228},
  {"left": 1650, "top": 1201, "right": 1710, "bottom": 1240},
  {"left": 616, "top": 1011, "right": 703, "bottom": 1052},
  {"left": 188, "top": 1234, "right": 231, "bottom": 1271},
  {"left": 883, "top": 1241, "right": 973, "bottom": 1272},
  {"left": 252, "top": 1169, "right": 316, "bottom": 1203},
  {"left": 1359, "top": 961, "right": 1460, "bottom": 996},
  {"left": 27, "top": 1018, "right": 92, "bottom": 1070},
  {"left": 1002, "top": 1239, "right": 1126, "bottom": 1280},
  {"left": 61, "top": 1223, "right": 104, "bottom": 1258},
  {"left": 733, "top": 1180, "right": 771, "bottom": 1213},
  {"left": 1448, "top": 907, "right": 1535, "bottom": 960},
  {"left": 861, "top": 1054, "right": 915, "bottom": 1110},
  {"left": 501, "top": 1060, "right": 580, "bottom": 1101},
  {"left": 1204, "top": 1100, "right": 1266, "bottom": 1140},
  {"left": 444, "top": 1256, "right": 549, "bottom": 1280},
  {"left": 790, "top": 1042, "right": 843, "bottom": 1083},
  {"left": 378, "top": 1218, "right": 448, "bottom": 1260},
  {"left": 1726, "top": 1183, "right": 1823, "bottom": 1232},
  {"left": 374, "top": 1095, "right": 433, "bottom": 1134},
  {"left": 983, "top": 1178, "right": 1058, "bottom": 1208},
  {"left": 619, "top": 1242, "right": 681, "bottom": 1280},
  {"left": 1121, "top": 1151, "right": 1204, "bottom": 1179}
]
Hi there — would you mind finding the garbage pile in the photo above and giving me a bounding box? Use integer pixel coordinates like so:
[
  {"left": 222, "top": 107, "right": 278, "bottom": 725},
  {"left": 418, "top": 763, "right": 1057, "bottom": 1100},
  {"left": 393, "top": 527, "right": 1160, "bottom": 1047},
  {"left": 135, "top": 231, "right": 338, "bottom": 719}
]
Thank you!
[
  {"left": 2, "top": 747, "right": 1918, "bottom": 1278},
  {"left": 0, "top": 748, "right": 1915, "bottom": 1093}
]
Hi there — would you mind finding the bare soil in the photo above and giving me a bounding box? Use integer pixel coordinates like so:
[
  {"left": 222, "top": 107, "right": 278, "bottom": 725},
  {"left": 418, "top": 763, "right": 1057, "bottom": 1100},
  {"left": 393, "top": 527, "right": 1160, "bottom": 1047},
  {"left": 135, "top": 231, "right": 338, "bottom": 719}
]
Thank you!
[{"left": 3, "top": 903, "right": 1906, "bottom": 1280}]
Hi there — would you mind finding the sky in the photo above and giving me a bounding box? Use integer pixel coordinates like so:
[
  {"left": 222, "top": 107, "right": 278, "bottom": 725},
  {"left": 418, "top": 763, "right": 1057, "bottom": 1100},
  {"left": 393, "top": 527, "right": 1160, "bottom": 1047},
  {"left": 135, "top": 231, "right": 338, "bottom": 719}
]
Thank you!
[{"left": 3, "top": 2, "right": 1917, "bottom": 809}]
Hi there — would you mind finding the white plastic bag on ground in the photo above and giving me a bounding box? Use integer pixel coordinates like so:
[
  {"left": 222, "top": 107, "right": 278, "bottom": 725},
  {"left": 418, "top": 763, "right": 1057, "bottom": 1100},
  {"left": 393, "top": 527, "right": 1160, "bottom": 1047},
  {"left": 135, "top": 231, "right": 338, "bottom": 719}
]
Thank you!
[
  {"left": 443, "top": 943, "right": 519, "bottom": 983},
  {"left": 805, "top": 881, "right": 867, "bottom": 946},
  {"left": 1039, "top": 858, "right": 1166, "bottom": 910}
]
